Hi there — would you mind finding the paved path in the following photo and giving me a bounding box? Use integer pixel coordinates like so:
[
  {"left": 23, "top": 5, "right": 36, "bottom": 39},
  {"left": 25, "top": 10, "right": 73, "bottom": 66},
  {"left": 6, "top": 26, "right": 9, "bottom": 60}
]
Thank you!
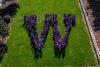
[{"left": 78, "top": 0, "right": 100, "bottom": 64}]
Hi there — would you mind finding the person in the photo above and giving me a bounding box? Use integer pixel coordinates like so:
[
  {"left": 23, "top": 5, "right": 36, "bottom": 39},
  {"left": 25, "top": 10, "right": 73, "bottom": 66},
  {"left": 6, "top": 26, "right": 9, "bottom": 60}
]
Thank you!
[{"left": 72, "top": 15, "right": 76, "bottom": 26}]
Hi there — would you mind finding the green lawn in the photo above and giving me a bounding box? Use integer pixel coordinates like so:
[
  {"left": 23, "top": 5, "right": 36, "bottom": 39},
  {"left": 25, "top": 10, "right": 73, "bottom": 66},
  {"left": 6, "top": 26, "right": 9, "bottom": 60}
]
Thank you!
[{"left": 1, "top": 0, "right": 98, "bottom": 67}]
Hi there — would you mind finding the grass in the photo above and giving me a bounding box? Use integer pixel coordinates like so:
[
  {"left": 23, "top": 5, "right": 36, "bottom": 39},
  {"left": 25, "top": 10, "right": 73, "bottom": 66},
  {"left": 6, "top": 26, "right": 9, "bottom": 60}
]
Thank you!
[{"left": 1, "top": 0, "right": 98, "bottom": 67}]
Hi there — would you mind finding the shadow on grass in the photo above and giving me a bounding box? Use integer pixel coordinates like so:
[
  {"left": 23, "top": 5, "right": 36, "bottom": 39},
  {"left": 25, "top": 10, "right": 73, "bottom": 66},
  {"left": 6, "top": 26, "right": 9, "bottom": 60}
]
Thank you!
[
  {"left": 0, "top": 44, "right": 8, "bottom": 64},
  {"left": 54, "top": 45, "right": 66, "bottom": 59}
]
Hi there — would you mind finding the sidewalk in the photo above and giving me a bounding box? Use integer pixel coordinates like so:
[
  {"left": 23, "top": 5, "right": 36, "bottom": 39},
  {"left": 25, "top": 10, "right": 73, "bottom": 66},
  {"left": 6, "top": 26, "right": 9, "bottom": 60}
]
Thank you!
[{"left": 78, "top": 0, "right": 100, "bottom": 64}]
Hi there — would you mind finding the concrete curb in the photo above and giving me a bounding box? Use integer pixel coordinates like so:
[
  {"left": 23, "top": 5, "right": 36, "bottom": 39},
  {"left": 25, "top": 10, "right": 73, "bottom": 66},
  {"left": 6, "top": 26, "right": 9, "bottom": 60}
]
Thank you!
[{"left": 78, "top": 0, "right": 100, "bottom": 64}]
